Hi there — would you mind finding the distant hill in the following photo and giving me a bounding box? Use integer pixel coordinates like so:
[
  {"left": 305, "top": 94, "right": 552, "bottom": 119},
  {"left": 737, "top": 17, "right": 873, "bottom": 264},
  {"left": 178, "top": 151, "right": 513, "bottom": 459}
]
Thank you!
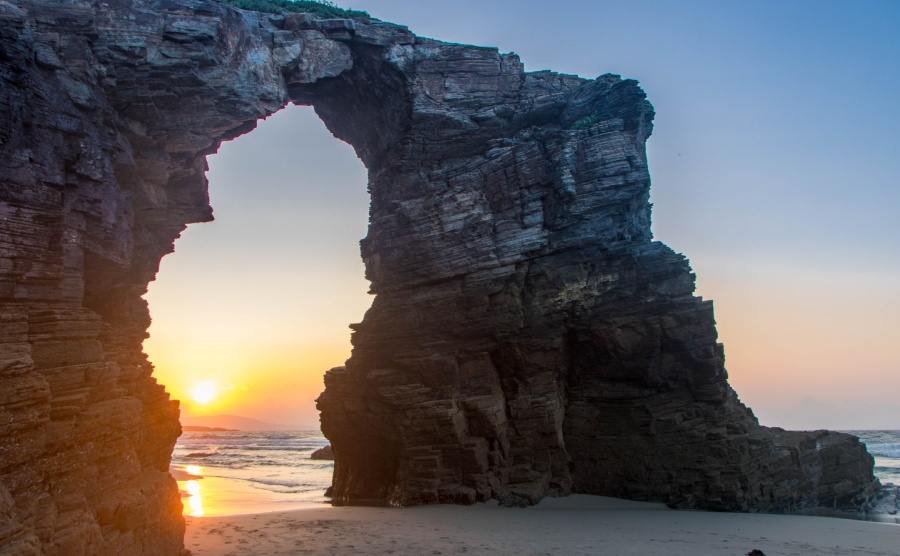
[{"left": 180, "top": 414, "right": 313, "bottom": 432}]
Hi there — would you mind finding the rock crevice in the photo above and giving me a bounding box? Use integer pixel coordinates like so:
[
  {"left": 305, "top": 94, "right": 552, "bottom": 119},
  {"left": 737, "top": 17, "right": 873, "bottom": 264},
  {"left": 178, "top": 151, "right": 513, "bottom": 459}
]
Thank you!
[{"left": 0, "top": 0, "right": 878, "bottom": 553}]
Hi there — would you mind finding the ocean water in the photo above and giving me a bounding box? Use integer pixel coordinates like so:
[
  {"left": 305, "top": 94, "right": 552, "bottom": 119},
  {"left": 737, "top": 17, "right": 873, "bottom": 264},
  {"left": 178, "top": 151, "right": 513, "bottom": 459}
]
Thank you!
[
  {"left": 849, "top": 430, "right": 900, "bottom": 486},
  {"left": 171, "top": 430, "right": 333, "bottom": 516},
  {"left": 171, "top": 429, "right": 900, "bottom": 516}
]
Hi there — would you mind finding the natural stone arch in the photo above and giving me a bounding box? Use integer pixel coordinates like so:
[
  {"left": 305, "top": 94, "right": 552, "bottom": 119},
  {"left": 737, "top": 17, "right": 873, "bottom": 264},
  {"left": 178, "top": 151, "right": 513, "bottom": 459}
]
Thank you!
[{"left": 0, "top": 0, "right": 877, "bottom": 553}]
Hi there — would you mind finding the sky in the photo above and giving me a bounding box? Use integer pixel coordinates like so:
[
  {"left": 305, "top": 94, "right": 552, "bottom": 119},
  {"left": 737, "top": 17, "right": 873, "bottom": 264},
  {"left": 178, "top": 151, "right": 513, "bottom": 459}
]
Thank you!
[{"left": 144, "top": 0, "right": 900, "bottom": 430}]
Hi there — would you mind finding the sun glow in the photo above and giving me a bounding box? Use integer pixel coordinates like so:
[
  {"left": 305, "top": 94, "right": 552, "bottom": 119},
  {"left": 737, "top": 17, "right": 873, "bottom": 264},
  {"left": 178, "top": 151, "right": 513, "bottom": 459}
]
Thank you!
[{"left": 191, "top": 381, "right": 218, "bottom": 404}]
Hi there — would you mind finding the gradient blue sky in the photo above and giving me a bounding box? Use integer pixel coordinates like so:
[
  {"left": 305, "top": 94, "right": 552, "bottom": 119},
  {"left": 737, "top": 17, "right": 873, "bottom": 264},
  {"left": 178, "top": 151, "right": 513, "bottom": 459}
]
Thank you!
[{"left": 145, "top": 0, "right": 900, "bottom": 429}]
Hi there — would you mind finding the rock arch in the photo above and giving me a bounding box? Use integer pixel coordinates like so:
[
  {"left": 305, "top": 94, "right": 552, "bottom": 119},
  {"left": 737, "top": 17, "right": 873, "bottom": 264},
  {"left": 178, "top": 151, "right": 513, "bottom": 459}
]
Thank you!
[{"left": 0, "top": 0, "right": 876, "bottom": 553}]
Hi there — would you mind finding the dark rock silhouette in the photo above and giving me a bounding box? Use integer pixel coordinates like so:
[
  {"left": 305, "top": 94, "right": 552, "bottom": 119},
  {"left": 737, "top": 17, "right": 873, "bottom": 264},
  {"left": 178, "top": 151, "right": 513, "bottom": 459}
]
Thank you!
[
  {"left": 0, "top": 0, "right": 879, "bottom": 552},
  {"left": 311, "top": 446, "right": 334, "bottom": 460}
]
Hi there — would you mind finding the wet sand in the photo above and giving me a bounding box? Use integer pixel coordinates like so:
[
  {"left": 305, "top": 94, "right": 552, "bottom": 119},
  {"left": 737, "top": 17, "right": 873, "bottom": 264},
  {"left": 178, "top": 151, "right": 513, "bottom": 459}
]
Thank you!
[{"left": 184, "top": 494, "right": 900, "bottom": 555}]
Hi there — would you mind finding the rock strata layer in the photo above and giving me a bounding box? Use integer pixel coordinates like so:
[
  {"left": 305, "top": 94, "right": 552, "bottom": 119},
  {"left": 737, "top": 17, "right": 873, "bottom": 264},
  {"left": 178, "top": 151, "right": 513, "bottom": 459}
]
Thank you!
[{"left": 0, "top": 0, "right": 879, "bottom": 553}]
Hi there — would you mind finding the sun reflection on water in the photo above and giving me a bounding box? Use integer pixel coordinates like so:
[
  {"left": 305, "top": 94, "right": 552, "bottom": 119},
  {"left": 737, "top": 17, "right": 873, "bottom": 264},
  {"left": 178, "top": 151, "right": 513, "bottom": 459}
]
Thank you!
[
  {"left": 185, "top": 480, "right": 203, "bottom": 516},
  {"left": 184, "top": 465, "right": 204, "bottom": 516}
]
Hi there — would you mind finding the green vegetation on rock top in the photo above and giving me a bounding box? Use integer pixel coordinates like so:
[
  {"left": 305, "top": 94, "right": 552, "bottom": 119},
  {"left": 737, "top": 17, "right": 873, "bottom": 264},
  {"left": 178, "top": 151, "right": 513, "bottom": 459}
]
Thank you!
[{"left": 217, "top": 0, "right": 370, "bottom": 19}]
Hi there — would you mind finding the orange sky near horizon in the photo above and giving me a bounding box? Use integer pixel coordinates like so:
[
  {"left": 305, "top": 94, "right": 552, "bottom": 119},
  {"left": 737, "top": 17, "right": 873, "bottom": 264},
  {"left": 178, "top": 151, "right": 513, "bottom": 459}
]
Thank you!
[{"left": 694, "top": 258, "right": 900, "bottom": 428}]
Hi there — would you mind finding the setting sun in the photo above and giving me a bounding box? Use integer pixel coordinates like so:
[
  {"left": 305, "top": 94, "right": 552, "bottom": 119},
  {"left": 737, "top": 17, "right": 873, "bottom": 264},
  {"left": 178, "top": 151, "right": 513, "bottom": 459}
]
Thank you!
[{"left": 191, "top": 381, "right": 218, "bottom": 404}]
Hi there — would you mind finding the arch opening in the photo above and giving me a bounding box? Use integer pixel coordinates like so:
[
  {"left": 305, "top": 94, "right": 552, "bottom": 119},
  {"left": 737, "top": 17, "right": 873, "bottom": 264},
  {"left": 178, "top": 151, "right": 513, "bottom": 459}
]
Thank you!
[{"left": 145, "top": 103, "right": 371, "bottom": 430}]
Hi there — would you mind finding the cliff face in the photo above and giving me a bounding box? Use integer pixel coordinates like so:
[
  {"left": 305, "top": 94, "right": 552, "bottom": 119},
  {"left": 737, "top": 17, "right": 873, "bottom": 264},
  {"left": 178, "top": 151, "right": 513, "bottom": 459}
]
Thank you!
[{"left": 0, "top": 0, "right": 878, "bottom": 553}]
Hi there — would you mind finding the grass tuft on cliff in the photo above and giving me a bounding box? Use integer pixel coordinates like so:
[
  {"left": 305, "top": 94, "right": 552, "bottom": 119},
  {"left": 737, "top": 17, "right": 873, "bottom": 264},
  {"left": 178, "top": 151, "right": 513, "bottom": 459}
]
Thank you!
[
  {"left": 217, "top": 0, "right": 370, "bottom": 19},
  {"left": 572, "top": 115, "right": 600, "bottom": 130}
]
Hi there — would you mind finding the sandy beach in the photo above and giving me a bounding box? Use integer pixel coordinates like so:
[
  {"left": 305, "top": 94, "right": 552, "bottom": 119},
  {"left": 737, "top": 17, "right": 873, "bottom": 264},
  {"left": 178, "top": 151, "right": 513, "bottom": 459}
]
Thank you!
[{"left": 184, "top": 495, "right": 899, "bottom": 556}]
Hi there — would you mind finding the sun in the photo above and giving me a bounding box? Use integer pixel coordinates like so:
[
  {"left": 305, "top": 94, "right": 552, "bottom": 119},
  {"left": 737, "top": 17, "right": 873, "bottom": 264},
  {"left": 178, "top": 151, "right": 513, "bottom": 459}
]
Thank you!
[{"left": 191, "top": 381, "right": 218, "bottom": 404}]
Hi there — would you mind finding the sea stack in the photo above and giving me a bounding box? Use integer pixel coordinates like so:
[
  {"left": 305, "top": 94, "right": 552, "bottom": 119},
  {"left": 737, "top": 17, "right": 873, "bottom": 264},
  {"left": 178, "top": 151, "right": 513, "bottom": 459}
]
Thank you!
[{"left": 0, "top": 0, "right": 878, "bottom": 553}]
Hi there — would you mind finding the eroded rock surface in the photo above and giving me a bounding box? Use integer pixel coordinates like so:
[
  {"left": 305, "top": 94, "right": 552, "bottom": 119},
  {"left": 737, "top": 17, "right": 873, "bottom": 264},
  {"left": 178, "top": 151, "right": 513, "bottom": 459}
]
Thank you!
[{"left": 0, "top": 0, "right": 879, "bottom": 553}]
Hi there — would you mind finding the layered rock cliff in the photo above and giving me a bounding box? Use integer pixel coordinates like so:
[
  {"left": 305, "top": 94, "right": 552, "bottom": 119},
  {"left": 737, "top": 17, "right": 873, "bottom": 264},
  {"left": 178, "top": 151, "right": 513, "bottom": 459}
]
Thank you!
[{"left": 0, "top": 0, "right": 879, "bottom": 553}]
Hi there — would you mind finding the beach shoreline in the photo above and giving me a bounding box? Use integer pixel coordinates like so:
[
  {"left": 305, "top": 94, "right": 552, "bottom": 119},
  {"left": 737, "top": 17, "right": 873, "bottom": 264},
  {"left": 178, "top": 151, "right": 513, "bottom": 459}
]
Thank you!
[{"left": 183, "top": 494, "right": 899, "bottom": 556}]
